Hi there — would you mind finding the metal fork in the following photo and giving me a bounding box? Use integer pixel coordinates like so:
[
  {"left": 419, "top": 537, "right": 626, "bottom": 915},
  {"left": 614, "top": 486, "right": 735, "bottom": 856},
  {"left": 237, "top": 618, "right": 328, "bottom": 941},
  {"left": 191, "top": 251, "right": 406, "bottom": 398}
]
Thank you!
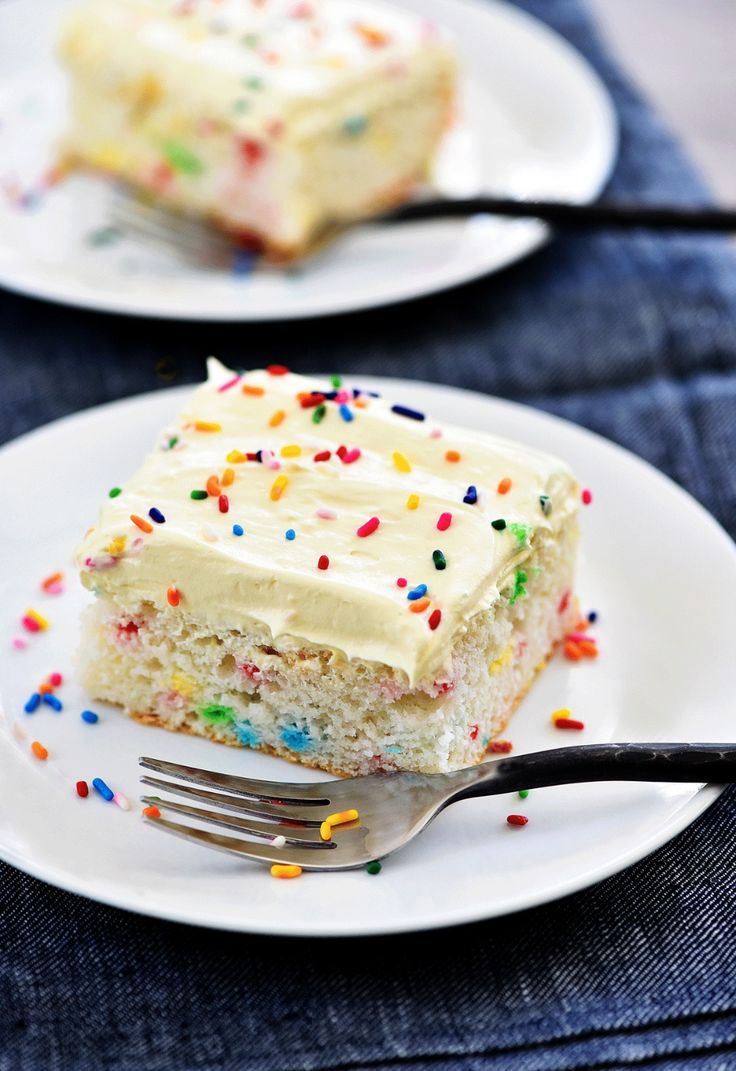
[{"left": 140, "top": 743, "right": 736, "bottom": 871}]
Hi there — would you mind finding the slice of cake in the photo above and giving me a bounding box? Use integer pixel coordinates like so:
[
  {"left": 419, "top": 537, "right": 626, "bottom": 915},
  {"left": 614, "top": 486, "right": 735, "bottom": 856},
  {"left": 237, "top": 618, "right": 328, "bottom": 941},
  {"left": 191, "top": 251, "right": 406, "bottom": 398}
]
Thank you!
[
  {"left": 58, "top": 0, "right": 456, "bottom": 259},
  {"left": 76, "top": 361, "right": 580, "bottom": 775}
]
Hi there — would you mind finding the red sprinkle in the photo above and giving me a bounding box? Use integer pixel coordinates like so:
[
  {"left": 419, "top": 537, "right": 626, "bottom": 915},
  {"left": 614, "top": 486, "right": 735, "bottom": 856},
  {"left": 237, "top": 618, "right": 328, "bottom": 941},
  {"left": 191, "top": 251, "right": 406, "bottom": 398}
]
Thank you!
[
  {"left": 318, "top": 555, "right": 330, "bottom": 570},
  {"left": 336, "top": 445, "right": 348, "bottom": 459},
  {"left": 219, "top": 494, "right": 229, "bottom": 514},
  {"left": 167, "top": 586, "right": 180, "bottom": 607},
  {"left": 396, "top": 577, "right": 407, "bottom": 588},
  {"left": 266, "top": 364, "right": 289, "bottom": 376},
  {"left": 76, "top": 781, "right": 89, "bottom": 798},
  {"left": 357, "top": 517, "right": 380, "bottom": 538},
  {"left": 143, "top": 805, "right": 161, "bottom": 818},
  {"left": 558, "top": 590, "right": 571, "bottom": 614},
  {"left": 436, "top": 512, "right": 452, "bottom": 532},
  {"left": 506, "top": 814, "right": 528, "bottom": 827},
  {"left": 314, "top": 450, "right": 332, "bottom": 462},
  {"left": 488, "top": 740, "right": 513, "bottom": 754},
  {"left": 469, "top": 724, "right": 479, "bottom": 740},
  {"left": 300, "top": 393, "right": 325, "bottom": 408},
  {"left": 582, "top": 488, "right": 593, "bottom": 505},
  {"left": 49, "top": 672, "right": 63, "bottom": 687},
  {"left": 428, "top": 608, "right": 442, "bottom": 630},
  {"left": 554, "top": 717, "right": 585, "bottom": 731}
]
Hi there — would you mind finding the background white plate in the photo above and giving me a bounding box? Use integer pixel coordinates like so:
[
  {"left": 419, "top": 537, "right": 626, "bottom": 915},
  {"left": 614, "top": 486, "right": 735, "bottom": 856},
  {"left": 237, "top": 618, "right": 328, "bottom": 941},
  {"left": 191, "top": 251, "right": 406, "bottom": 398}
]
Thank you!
[
  {"left": 0, "top": 378, "right": 734, "bottom": 936},
  {"left": 0, "top": 0, "right": 617, "bottom": 320}
]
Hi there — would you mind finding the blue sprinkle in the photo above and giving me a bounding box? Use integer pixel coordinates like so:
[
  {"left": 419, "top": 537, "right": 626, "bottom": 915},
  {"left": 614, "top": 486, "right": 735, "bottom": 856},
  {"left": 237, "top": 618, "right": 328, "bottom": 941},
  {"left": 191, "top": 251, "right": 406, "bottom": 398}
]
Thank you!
[
  {"left": 281, "top": 724, "right": 311, "bottom": 753},
  {"left": 385, "top": 745, "right": 403, "bottom": 753},
  {"left": 339, "top": 404, "right": 354, "bottom": 422},
  {"left": 255, "top": 450, "right": 263, "bottom": 463},
  {"left": 588, "top": 610, "right": 598, "bottom": 623},
  {"left": 233, "top": 249, "right": 257, "bottom": 277},
  {"left": 24, "top": 692, "right": 41, "bottom": 714},
  {"left": 81, "top": 710, "right": 99, "bottom": 725},
  {"left": 285, "top": 528, "right": 296, "bottom": 541},
  {"left": 407, "top": 584, "right": 428, "bottom": 601},
  {"left": 43, "top": 693, "right": 62, "bottom": 712},
  {"left": 322, "top": 390, "right": 339, "bottom": 400},
  {"left": 148, "top": 507, "right": 166, "bottom": 524},
  {"left": 234, "top": 720, "right": 260, "bottom": 748},
  {"left": 232, "top": 524, "right": 244, "bottom": 536},
  {"left": 391, "top": 404, "right": 425, "bottom": 422},
  {"left": 463, "top": 485, "right": 478, "bottom": 505},
  {"left": 92, "top": 777, "right": 114, "bottom": 802},
  {"left": 342, "top": 114, "right": 368, "bottom": 137}
]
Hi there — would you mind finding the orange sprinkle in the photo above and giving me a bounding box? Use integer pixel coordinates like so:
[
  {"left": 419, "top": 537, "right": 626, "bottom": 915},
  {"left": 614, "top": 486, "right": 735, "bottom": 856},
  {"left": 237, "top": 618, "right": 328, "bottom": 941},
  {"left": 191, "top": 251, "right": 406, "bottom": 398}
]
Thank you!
[
  {"left": 167, "top": 586, "right": 180, "bottom": 607},
  {"left": 271, "top": 864, "right": 302, "bottom": 879},
  {"left": 574, "top": 619, "right": 590, "bottom": 632},
  {"left": 578, "top": 639, "right": 599, "bottom": 658},
  {"left": 319, "top": 821, "right": 332, "bottom": 842},
  {"left": 206, "top": 475, "right": 221, "bottom": 497},
  {"left": 270, "top": 475, "right": 288, "bottom": 501},
  {"left": 242, "top": 384, "right": 265, "bottom": 397},
  {"left": 38, "top": 683, "right": 54, "bottom": 696},
  {"left": 564, "top": 640, "right": 582, "bottom": 661},
  {"left": 497, "top": 477, "right": 512, "bottom": 495},
  {"left": 226, "top": 450, "right": 247, "bottom": 464},
  {"left": 409, "top": 596, "right": 431, "bottom": 613},
  {"left": 194, "top": 420, "right": 222, "bottom": 432},
  {"left": 41, "top": 571, "right": 63, "bottom": 591},
  {"left": 142, "top": 805, "right": 161, "bottom": 818},
  {"left": 221, "top": 467, "right": 235, "bottom": 487},
  {"left": 269, "top": 409, "right": 286, "bottom": 428},
  {"left": 31, "top": 741, "right": 48, "bottom": 761},
  {"left": 445, "top": 450, "right": 461, "bottom": 463},
  {"left": 354, "top": 398, "right": 368, "bottom": 409},
  {"left": 130, "top": 514, "right": 153, "bottom": 534},
  {"left": 354, "top": 22, "right": 390, "bottom": 47}
]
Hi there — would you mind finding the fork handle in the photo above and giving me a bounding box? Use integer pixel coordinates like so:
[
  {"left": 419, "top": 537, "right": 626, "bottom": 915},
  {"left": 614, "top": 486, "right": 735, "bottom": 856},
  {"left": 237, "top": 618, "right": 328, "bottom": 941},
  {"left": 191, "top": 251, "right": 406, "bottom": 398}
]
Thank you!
[{"left": 451, "top": 743, "right": 736, "bottom": 801}]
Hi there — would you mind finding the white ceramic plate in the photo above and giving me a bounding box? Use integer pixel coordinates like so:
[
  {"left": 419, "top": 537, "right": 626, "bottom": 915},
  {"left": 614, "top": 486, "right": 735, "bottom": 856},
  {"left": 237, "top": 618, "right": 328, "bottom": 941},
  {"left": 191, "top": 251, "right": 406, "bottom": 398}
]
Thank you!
[
  {"left": 0, "top": 0, "right": 616, "bottom": 320},
  {"left": 0, "top": 377, "right": 734, "bottom": 936}
]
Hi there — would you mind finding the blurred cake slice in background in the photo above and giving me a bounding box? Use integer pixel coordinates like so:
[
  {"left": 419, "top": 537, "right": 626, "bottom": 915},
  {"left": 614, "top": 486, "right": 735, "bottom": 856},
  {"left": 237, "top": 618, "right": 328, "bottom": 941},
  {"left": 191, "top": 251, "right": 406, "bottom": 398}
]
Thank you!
[{"left": 58, "top": 0, "right": 456, "bottom": 259}]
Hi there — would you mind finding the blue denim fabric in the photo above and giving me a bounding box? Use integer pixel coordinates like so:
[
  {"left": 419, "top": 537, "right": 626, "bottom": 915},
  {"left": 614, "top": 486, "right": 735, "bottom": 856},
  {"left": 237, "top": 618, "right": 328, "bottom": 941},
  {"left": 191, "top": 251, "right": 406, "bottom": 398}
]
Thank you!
[{"left": 1, "top": 1, "right": 735, "bottom": 1069}]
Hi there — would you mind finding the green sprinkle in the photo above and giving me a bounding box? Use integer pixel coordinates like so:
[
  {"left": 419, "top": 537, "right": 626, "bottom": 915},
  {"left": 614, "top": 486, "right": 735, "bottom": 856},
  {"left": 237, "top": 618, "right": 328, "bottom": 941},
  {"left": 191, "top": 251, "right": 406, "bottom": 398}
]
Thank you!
[
  {"left": 518, "top": 789, "right": 529, "bottom": 799},
  {"left": 509, "top": 569, "right": 528, "bottom": 605},
  {"left": 233, "top": 98, "right": 252, "bottom": 114},
  {"left": 108, "top": 487, "right": 122, "bottom": 498},
  {"left": 343, "top": 115, "right": 368, "bottom": 137},
  {"left": 491, "top": 518, "right": 506, "bottom": 531},
  {"left": 167, "top": 436, "right": 179, "bottom": 449},
  {"left": 242, "top": 75, "right": 264, "bottom": 90},
  {"left": 366, "top": 860, "right": 382, "bottom": 875},
  {"left": 87, "top": 225, "right": 121, "bottom": 248},
  {"left": 539, "top": 494, "right": 551, "bottom": 516},
  {"left": 163, "top": 140, "right": 205, "bottom": 176},
  {"left": 432, "top": 549, "right": 447, "bottom": 570},
  {"left": 190, "top": 489, "right": 208, "bottom": 500},
  {"left": 242, "top": 32, "right": 260, "bottom": 47},
  {"left": 330, "top": 374, "right": 342, "bottom": 388},
  {"left": 312, "top": 404, "right": 327, "bottom": 424},
  {"left": 199, "top": 704, "right": 236, "bottom": 724},
  {"left": 508, "top": 522, "right": 533, "bottom": 546}
]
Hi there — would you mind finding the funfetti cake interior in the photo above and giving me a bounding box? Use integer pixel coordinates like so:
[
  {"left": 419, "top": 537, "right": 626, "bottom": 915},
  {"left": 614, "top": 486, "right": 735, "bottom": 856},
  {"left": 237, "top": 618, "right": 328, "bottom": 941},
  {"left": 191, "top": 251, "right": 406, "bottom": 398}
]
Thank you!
[
  {"left": 58, "top": 0, "right": 456, "bottom": 259},
  {"left": 76, "top": 361, "right": 580, "bottom": 775}
]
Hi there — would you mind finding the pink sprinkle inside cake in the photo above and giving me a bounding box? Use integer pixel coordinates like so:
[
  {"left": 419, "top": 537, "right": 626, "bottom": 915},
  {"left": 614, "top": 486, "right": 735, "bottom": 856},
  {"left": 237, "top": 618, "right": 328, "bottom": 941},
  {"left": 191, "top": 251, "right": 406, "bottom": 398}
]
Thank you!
[
  {"left": 76, "top": 362, "right": 580, "bottom": 775},
  {"left": 58, "top": 0, "right": 457, "bottom": 259}
]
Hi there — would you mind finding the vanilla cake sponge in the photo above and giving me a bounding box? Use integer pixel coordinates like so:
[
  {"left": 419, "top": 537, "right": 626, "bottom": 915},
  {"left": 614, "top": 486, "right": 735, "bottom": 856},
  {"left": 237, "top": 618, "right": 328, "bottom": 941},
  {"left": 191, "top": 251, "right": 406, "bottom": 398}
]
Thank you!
[
  {"left": 76, "top": 362, "right": 580, "bottom": 775},
  {"left": 59, "top": 0, "right": 456, "bottom": 258}
]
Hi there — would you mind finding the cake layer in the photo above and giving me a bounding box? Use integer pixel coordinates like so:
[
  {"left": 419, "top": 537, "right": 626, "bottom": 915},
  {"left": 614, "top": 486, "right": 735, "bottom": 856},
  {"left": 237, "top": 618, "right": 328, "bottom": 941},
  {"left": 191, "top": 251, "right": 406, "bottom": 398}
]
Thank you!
[
  {"left": 77, "top": 360, "right": 579, "bottom": 688},
  {"left": 59, "top": 0, "right": 456, "bottom": 254}
]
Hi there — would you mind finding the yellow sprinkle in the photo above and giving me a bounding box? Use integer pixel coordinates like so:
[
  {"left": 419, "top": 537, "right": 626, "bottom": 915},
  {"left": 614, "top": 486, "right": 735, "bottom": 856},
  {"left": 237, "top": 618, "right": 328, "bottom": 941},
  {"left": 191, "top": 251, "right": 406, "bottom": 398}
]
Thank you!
[
  {"left": 105, "top": 535, "right": 127, "bottom": 557},
  {"left": 489, "top": 643, "right": 513, "bottom": 676},
  {"left": 407, "top": 494, "right": 420, "bottom": 510},
  {"left": 325, "top": 809, "right": 359, "bottom": 828},
  {"left": 194, "top": 420, "right": 221, "bottom": 432},
  {"left": 221, "top": 467, "right": 235, "bottom": 486},
  {"left": 25, "top": 609, "right": 49, "bottom": 630},
  {"left": 271, "top": 864, "right": 302, "bottom": 879},
  {"left": 226, "top": 449, "right": 247, "bottom": 464},
  {"left": 393, "top": 451, "right": 412, "bottom": 473},
  {"left": 319, "top": 821, "right": 333, "bottom": 842},
  {"left": 550, "top": 707, "right": 572, "bottom": 725},
  {"left": 270, "top": 475, "right": 288, "bottom": 501},
  {"left": 269, "top": 409, "right": 286, "bottom": 428},
  {"left": 280, "top": 444, "right": 302, "bottom": 458}
]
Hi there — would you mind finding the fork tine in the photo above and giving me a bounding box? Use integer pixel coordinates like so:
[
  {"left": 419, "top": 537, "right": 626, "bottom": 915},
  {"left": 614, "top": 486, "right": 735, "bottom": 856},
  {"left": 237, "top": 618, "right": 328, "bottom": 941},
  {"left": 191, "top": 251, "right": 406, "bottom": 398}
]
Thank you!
[
  {"left": 140, "top": 775, "right": 328, "bottom": 825},
  {"left": 141, "top": 795, "right": 330, "bottom": 847},
  {"left": 139, "top": 756, "right": 332, "bottom": 804},
  {"left": 144, "top": 815, "right": 363, "bottom": 870}
]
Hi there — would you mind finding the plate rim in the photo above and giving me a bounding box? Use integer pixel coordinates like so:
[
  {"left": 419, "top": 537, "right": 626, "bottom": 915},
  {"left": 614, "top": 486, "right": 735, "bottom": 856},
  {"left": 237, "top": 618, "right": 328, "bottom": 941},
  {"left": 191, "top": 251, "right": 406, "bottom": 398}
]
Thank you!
[
  {"left": 0, "top": 0, "right": 618, "bottom": 321},
  {"left": 0, "top": 376, "right": 734, "bottom": 936}
]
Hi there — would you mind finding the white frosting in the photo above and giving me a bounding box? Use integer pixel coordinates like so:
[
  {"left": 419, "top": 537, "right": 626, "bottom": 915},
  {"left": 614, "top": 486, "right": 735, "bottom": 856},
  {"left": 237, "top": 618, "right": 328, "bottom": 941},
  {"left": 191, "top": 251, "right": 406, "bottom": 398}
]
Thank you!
[{"left": 77, "top": 360, "right": 578, "bottom": 685}]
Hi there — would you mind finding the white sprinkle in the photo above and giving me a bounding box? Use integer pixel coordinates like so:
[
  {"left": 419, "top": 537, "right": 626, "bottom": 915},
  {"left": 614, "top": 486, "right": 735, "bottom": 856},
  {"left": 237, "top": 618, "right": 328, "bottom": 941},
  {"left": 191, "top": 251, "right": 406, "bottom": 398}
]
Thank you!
[
  {"left": 316, "top": 507, "right": 336, "bottom": 520},
  {"left": 113, "top": 792, "right": 131, "bottom": 811},
  {"left": 271, "top": 835, "right": 286, "bottom": 849},
  {"left": 201, "top": 524, "right": 219, "bottom": 542}
]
